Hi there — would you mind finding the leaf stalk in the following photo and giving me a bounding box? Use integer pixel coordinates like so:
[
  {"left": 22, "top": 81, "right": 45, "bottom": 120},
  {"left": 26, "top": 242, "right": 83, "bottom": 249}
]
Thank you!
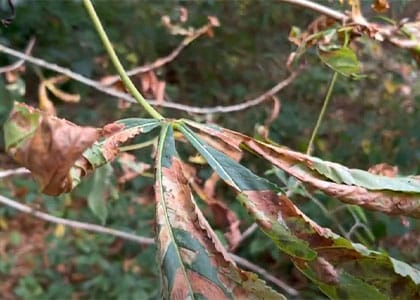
[
  {"left": 306, "top": 71, "right": 338, "bottom": 155},
  {"left": 83, "top": 0, "right": 164, "bottom": 120}
]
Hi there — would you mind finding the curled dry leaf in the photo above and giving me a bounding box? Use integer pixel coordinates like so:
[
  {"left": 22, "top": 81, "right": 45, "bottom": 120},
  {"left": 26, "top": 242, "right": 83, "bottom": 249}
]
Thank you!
[
  {"left": 258, "top": 96, "right": 281, "bottom": 140},
  {"left": 368, "top": 163, "right": 398, "bottom": 177},
  {"left": 185, "top": 120, "right": 420, "bottom": 218},
  {"left": 207, "top": 16, "right": 220, "bottom": 27},
  {"left": 4, "top": 102, "right": 99, "bottom": 196},
  {"left": 38, "top": 75, "right": 80, "bottom": 115},
  {"left": 140, "top": 71, "right": 166, "bottom": 103},
  {"left": 116, "top": 152, "right": 151, "bottom": 184},
  {"left": 38, "top": 80, "right": 56, "bottom": 115},
  {"left": 155, "top": 125, "right": 284, "bottom": 299},
  {"left": 371, "top": 0, "right": 390, "bottom": 13},
  {"left": 179, "top": 7, "right": 188, "bottom": 23},
  {"left": 288, "top": 16, "right": 337, "bottom": 48}
]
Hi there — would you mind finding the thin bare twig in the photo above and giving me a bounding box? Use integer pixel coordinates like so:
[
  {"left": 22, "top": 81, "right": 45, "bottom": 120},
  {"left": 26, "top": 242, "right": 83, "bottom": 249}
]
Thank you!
[
  {"left": 0, "top": 37, "right": 36, "bottom": 73},
  {"left": 278, "top": 0, "right": 347, "bottom": 22},
  {"left": 0, "top": 167, "right": 30, "bottom": 179},
  {"left": 0, "top": 193, "right": 298, "bottom": 295},
  {"left": 0, "top": 194, "right": 155, "bottom": 245},
  {"left": 230, "top": 222, "right": 259, "bottom": 252},
  {"left": 279, "top": 0, "right": 420, "bottom": 50},
  {"left": 103, "top": 23, "right": 214, "bottom": 86},
  {"left": 229, "top": 254, "right": 298, "bottom": 296},
  {"left": 0, "top": 43, "right": 298, "bottom": 114}
]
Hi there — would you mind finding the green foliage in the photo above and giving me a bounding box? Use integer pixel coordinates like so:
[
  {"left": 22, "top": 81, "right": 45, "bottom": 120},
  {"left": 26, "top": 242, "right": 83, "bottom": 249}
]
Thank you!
[
  {"left": 87, "top": 164, "right": 113, "bottom": 224},
  {"left": 318, "top": 47, "right": 361, "bottom": 78},
  {"left": 1, "top": 1, "right": 420, "bottom": 299}
]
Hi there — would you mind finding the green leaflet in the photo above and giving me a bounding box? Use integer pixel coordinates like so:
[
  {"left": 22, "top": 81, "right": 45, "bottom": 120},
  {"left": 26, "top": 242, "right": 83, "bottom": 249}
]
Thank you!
[
  {"left": 178, "top": 124, "right": 277, "bottom": 192},
  {"left": 155, "top": 124, "right": 284, "bottom": 300},
  {"left": 310, "top": 157, "right": 420, "bottom": 193},
  {"left": 87, "top": 163, "right": 114, "bottom": 224},
  {"left": 179, "top": 123, "right": 316, "bottom": 260},
  {"left": 116, "top": 118, "right": 161, "bottom": 133},
  {"left": 0, "top": 79, "right": 23, "bottom": 136},
  {"left": 318, "top": 46, "right": 361, "bottom": 78},
  {"left": 304, "top": 270, "right": 388, "bottom": 300},
  {"left": 3, "top": 102, "right": 40, "bottom": 151}
]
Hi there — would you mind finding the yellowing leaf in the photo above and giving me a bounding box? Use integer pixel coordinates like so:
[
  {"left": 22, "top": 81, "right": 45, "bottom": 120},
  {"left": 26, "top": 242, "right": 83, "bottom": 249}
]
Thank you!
[
  {"left": 0, "top": 217, "right": 8, "bottom": 230},
  {"left": 188, "top": 154, "right": 207, "bottom": 164},
  {"left": 54, "top": 224, "right": 66, "bottom": 238},
  {"left": 45, "top": 81, "right": 80, "bottom": 103},
  {"left": 38, "top": 80, "right": 56, "bottom": 115}
]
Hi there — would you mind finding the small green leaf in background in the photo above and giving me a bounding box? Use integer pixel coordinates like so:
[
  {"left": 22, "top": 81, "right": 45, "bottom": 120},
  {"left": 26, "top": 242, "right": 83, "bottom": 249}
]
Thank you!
[
  {"left": 88, "top": 163, "right": 114, "bottom": 224},
  {"left": 318, "top": 46, "right": 361, "bottom": 78},
  {"left": 3, "top": 102, "right": 41, "bottom": 151}
]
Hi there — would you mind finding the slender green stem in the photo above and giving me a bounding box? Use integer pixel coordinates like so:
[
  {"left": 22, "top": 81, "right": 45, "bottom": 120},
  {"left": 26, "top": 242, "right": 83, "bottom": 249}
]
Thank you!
[
  {"left": 83, "top": 0, "right": 164, "bottom": 120},
  {"left": 305, "top": 72, "right": 338, "bottom": 155},
  {"left": 118, "top": 138, "right": 156, "bottom": 152}
]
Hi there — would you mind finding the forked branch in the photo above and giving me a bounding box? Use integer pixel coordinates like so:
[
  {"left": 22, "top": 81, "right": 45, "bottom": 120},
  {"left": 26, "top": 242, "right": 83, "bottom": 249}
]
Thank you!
[{"left": 0, "top": 43, "right": 298, "bottom": 114}]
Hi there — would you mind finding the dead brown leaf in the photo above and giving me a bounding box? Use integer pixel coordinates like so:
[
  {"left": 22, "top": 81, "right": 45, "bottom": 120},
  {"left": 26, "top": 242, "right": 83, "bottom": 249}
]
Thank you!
[
  {"left": 10, "top": 112, "right": 99, "bottom": 196},
  {"left": 99, "top": 123, "right": 143, "bottom": 162},
  {"left": 38, "top": 80, "right": 57, "bottom": 115},
  {"left": 179, "top": 7, "right": 188, "bottom": 23},
  {"left": 368, "top": 163, "right": 398, "bottom": 177},
  {"left": 116, "top": 152, "right": 151, "bottom": 184},
  {"left": 140, "top": 70, "right": 166, "bottom": 103},
  {"left": 371, "top": 0, "right": 390, "bottom": 13}
]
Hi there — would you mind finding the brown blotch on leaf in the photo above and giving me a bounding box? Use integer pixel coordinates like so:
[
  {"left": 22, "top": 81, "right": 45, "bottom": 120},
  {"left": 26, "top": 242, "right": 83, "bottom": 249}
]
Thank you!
[
  {"left": 13, "top": 116, "right": 99, "bottom": 196},
  {"left": 312, "top": 256, "right": 339, "bottom": 285},
  {"left": 101, "top": 122, "right": 125, "bottom": 137},
  {"left": 101, "top": 126, "right": 142, "bottom": 162}
]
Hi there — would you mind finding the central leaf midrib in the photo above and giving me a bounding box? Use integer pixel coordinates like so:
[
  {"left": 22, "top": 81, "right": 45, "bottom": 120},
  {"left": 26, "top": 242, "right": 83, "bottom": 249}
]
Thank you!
[{"left": 157, "top": 124, "right": 195, "bottom": 299}]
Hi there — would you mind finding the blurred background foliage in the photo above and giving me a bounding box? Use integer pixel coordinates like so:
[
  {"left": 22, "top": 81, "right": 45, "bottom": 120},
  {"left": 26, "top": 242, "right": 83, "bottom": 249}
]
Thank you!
[{"left": 0, "top": 0, "right": 419, "bottom": 299}]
